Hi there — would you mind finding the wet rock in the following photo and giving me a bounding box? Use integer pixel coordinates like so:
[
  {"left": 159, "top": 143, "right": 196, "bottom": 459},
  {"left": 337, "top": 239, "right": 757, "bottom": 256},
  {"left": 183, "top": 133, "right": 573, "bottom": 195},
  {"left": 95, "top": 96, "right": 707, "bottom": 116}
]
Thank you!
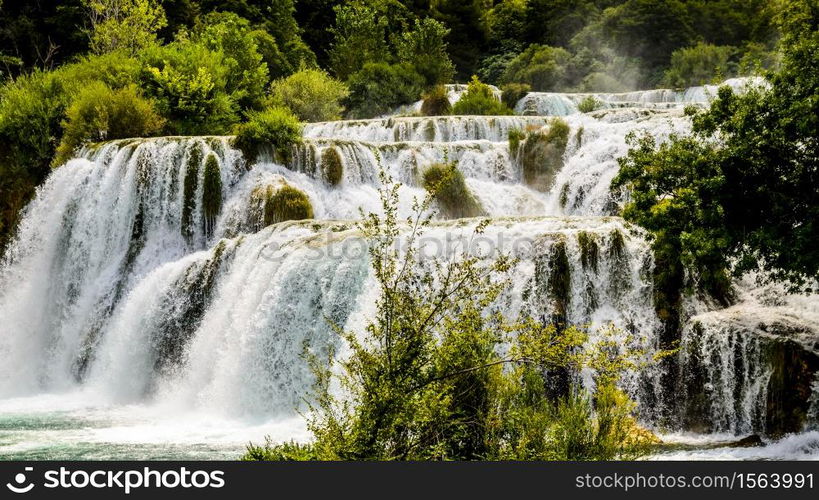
[
  {"left": 679, "top": 306, "right": 819, "bottom": 437},
  {"left": 732, "top": 434, "right": 764, "bottom": 447}
]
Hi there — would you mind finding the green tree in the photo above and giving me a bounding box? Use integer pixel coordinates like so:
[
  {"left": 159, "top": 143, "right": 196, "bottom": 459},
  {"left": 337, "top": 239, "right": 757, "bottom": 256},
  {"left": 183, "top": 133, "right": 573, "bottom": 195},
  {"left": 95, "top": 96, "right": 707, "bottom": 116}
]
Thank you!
[
  {"left": 192, "top": 12, "right": 270, "bottom": 109},
  {"left": 430, "top": 0, "right": 489, "bottom": 79},
  {"left": 501, "top": 44, "right": 572, "bottom": 91},
  {"left": 197, "top": 0, "right": 315, "bottom": 72},
  {"left": 395, "top": 18, "right": 455, "bottom": 87},
  {"left": 85, "top": 0, "right": 167, "bottom": 55},
  {"left": 662, "top": 43, "right": 737, "bottom": 88},
  {"left": 0, "top": 0, "right": 88, "bottom": 75},
  {"left": 613, "top": 0, "right": 819, "bottom": 312},
  {"left": 600, "top": 0, "right": 697, "bottom": 85},
  {"left": 328, "top": 2, "right": 390, "bottom": 80}
]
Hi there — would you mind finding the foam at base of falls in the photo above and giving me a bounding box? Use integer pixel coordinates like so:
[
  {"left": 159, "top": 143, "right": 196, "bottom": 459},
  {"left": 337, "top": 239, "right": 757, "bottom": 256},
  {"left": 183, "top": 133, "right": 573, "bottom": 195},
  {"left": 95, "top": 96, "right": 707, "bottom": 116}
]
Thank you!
[{"left": 0, "top": 137, "right": 241, "bottom": 396}]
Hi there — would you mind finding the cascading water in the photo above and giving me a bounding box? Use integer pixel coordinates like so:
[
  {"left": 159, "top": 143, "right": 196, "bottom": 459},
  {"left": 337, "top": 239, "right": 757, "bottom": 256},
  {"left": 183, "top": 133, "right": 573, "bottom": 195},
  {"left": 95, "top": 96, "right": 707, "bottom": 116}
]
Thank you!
[{"left": 1, "top": 77, "right": 817, "bottom": 459}]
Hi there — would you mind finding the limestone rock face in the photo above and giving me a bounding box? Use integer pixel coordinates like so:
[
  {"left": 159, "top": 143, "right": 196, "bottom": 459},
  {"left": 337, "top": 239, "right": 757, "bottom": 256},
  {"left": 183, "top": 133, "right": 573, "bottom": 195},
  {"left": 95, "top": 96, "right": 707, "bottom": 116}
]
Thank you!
[{"left": 678, "top": 286, "right": 819, "bottom": 437}]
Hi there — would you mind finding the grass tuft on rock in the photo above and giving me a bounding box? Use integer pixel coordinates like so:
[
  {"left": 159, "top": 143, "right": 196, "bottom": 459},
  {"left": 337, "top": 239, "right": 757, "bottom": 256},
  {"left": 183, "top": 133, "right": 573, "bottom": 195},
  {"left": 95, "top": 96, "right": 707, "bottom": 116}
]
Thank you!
[
  {"left": 181, "top": 143, "right": 203, "bottom": 241},
  {"left": 320, "top": 147, "right": 343, "bottom": 186},
  {"left": 508, "top": 128, "right": 526, "bottom": 158},
  {"left": 577, "top": 96, "right": 601, "bottom": 113},
  {"left": 264, "top": 185, "right": 314, "bottom": 226},
  {"left": 421, "top": 162, "right": 484, "bottom": 219},
  {"left": 521, "top": 118, "right": 570, "bottom": 191},
  {"left": 420, "top": 85, "right": 452, "bottom": 116},
  {"left": 577, "top": 231, "right": 599, "bottom": 272}
]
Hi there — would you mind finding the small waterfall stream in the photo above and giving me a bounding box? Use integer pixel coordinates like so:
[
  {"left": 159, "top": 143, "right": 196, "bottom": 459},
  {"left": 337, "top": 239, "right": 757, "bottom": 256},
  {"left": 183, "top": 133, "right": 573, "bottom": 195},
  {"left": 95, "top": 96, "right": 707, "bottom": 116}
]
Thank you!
[{"left": 0, "top": 78, "right": 817, "bottom": 459}]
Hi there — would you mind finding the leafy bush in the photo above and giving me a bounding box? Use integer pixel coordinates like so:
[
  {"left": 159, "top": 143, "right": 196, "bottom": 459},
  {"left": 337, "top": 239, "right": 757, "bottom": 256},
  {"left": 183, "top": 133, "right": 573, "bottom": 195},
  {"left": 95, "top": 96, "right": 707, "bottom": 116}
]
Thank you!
[
  {"left": 140, "top": 41, "right": 237, "bottom": 134},
  {"left": 320, "top": 147, "right": 343, "bottom": 186},
  {"left": 232, "top": 107, "right": 303, "bottom": 164},
  {"left": 662, "top": 43, "right": 737, "bottom": 88},
  {"left": 54, "top": 82, "right": 164, "bottom": 166},
  {"left": 263, "top": 185, "right": 314, "bottom": 225},
  {"left": 421, "top": 163, "right": 483, "bottom": 219},
  {"left": 270, "top": 68, "right": 349, "bottom": 122},
  {"left": 577, "top": 96, "right": 601, "bottom": 113},
  {"left": 521, "top": 118, "right": 570, "bottom": 191},
  {"left": 500, "top": 83, "right": 530, "bottom": 109},
  {"left": 344, "top": 62, "right": 425, "bottom": 119},
  {"left": 420, "top": 85, "right": 452, "bottom": 116},
  {"left": 452, "top": 76, "right": 512, "bottom": 116},
  {"left": 501, "top": 44, "right": 572, "bottom": 91}
]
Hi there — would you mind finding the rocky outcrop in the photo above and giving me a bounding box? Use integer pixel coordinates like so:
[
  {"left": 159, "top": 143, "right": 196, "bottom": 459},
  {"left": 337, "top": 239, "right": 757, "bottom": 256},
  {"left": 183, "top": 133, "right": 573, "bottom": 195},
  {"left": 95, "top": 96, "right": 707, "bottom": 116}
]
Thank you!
[{"left": 678, "top": 302, "right": 819, "bottom": 437}]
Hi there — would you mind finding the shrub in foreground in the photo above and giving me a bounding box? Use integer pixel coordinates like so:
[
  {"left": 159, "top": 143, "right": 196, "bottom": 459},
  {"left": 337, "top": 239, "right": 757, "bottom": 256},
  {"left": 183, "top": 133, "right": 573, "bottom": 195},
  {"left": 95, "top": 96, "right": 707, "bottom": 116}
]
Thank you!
[{"left": 244, "top": 173, "right": 662, "bottom": 461}]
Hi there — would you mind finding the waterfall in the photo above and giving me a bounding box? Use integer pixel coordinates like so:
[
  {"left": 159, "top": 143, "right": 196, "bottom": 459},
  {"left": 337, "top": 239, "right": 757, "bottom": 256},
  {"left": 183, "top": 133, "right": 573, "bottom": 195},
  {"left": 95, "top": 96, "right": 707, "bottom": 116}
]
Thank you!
[{"left": 1, "top": 77, "right": 815, "bottom": 457}]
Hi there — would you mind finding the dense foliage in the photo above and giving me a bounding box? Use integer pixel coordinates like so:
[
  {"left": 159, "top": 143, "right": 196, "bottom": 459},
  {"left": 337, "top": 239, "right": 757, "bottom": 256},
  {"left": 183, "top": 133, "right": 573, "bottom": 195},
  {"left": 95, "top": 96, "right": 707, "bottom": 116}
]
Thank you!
[
  {"left": 613, "top": 0, "right": 819, "bottom": 320},
  {"left": 243, "top": 175, "right": 660, "bottom": 460},
  {"left": 269, "top": 68, "right": 348, "bottom": 122}
]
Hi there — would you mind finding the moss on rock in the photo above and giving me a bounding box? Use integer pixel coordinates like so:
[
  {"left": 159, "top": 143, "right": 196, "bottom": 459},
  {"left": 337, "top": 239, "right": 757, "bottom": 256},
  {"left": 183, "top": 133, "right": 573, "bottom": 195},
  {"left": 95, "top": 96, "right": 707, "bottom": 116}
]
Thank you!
[
  {"left": 508, "top": 128, "right": 526, "bottom": 158},
  {"left": 264, "top": 185, "right": 314, "bottom": 225},
  {"left": 521, "top": 118, "right": 570, "bottom": 191},
  {"left": 421, "top": 162, "right": 484, "bottom": 219},
  {"left": 578, "top": 231, "right": 599, "bottom": 272},
  {"left": 202, "top": 154, "right": 222, "bottom": 238},
  {"left": 181, "top": 143, "right": 203, "bottom": 241},
  {"left": 320, "top": 147, "right": 343, "bottom": 186},
  {"left": 548, "top": 239, "right": 571, "bottom": 324}
]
